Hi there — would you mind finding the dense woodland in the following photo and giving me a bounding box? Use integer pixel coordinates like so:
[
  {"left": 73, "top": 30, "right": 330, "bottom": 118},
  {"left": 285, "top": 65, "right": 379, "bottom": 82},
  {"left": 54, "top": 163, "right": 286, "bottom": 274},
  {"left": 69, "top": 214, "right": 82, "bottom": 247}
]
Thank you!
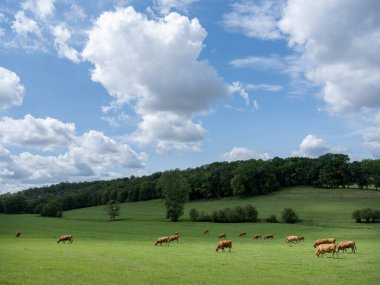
[{"left": 1, "top": 153, "right": 380, "bottom": 216}]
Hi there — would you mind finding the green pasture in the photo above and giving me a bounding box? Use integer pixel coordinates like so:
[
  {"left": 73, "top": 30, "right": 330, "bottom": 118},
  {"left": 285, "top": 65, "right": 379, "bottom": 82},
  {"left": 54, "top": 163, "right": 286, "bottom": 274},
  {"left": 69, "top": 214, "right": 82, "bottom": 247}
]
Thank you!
[{"left": 1, "top": 187, "right": 379, "bottom": 285}]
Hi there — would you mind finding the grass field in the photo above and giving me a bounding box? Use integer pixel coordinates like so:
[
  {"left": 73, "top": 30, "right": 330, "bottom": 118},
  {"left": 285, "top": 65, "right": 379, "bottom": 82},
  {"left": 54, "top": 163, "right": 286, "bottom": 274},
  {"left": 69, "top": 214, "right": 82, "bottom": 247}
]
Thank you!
[{"left": 1, "top": 187, "right": 379, "bottom": 285}]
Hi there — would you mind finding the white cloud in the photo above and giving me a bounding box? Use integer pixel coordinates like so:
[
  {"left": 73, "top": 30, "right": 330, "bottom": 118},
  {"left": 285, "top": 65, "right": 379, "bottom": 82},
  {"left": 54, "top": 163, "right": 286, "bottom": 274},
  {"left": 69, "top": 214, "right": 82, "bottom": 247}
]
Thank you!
[
  {"left": 223, "top": 0, "right": 284, "bottom": 40},
  {"left": 363, "top": 128, "right": 380, "bottom": 158},
  {"left": 153, "top": 0, "right": 197, "bottom": 15},
  {"left": 293, "top": 134, "right": 346, "bottom": 158},
  {"left": 11, "top": 10, "right": 41, "bottom": 38},
  {"left": 279, "top": 0, "right": 380, "bottom": 114},
  {"left": 223, "top": 147, "right": 270, "bottom": 162},
  {"left": 82, "top": 7, "right": 229, "bottom": 152},
  {"left": 0, "top": 67, "right": 25, "bottom": 109},
  {"left": 230, "top": 55, "right": 285, "bottom": 70},
  {"left": 52, "top": 24, "right": 81, "bottom": 63},
  {"left": 21, "top": 0, "right": 55, "bottom": 20},
  {"left": 0, "top": 129, "right": 147, "bottom": 194},
  {"left": 0, "top": 115, "right": 76, "bottom": 151}
]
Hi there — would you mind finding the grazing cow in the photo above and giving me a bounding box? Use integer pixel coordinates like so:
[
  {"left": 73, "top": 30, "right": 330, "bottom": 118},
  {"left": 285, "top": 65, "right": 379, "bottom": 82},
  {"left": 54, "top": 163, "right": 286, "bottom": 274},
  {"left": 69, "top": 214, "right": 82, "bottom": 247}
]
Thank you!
[
  {"left": 285, "top": 235, "right": 299, "bottom": 244},
  {"left": 239, "top": 232, "right": 247, "bottom": 237},
  {"left": 204, "top": 230, "right": 209, "bottom": 235},
  {"left": 313, "top": 238, "right": 336, "bottom": 248},
  {"left": 264, "top": 234, "right": 274, "bottom": 240},
  {"left": 315, "top": 243, "right": 337, "bottom": 258},
  {"left": 335, "top": 241, "right": 357, "bottom": 253},
  {"left": 15, "top": 231, "right": 21, "bottom": 238},
  {"left": 253, "top": 234, "right": 261, "bottom": 240},
  {"left": 57, "top": 235, "right": 73, "bottom": 244},
  {"left": 216, "top": 240, "right": 232, "bottom": 252},
  {"left": 297, "top": 236, "right": 305, "bottom": 242},
  {"left": 218, "top": 233, "right": 226, "bottom": 239},
  {"left": 167, "top": 234, "right": 179, "bottom": 245},
  {"left": 155, "top": 236, "right": 169, "bottom": 246}
]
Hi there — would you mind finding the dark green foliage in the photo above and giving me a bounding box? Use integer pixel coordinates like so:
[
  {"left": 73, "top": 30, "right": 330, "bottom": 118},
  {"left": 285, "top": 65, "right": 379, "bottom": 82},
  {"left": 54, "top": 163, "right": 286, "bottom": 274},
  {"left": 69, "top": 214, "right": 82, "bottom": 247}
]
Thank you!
[
  {"left": 266, "top": 215, "right": 278, "bottom": 223},
  {"left": 352, "top": 208, "right": 380, "bottom": 223},
  {"left": 105, "top": 200, "right": 121, "bottom": 221},
  {"left": 282, "top": 208, "right": 299, "bottom": 224},
  {"left": 191, "top": 204, "right": 258, "bottom": 223},
  {"left": 157, "top": 170, "right": 190, "bottom": 222},
  {"left": 40, "top": 202, "right": 62, "bottom": 217}
]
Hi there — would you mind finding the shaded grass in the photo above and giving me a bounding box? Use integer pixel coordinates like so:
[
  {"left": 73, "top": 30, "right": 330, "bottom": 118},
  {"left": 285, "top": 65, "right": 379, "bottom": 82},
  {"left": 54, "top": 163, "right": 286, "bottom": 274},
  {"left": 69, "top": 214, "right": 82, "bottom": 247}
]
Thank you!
[{"left": 1, "top": 187, "right": 379, "bottom": 285}]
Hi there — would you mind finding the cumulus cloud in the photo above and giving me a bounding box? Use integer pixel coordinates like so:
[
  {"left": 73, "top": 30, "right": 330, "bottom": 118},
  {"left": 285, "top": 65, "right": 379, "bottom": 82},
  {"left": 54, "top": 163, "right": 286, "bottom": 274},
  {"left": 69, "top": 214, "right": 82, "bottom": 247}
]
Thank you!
[
  {"left": 82, "top": 7, "right": 229, "bottom": 151},
  {"left": 279, "top": 0, "right": 380, "bottom": 114},
  {"left": 0, "top": 67, "right": 25, "bottom": 109},
  {"left": 52, "top": 24, "right": 81, "bottom": 63},
  {"left": 0, "top": 115, "right": 76, "bottom": 151},
  {"left": 223, "top": 147, "right": 270, "bottom": 162},
  {"left": 0, "top": 129, "right": 147, "bottom": 194},
  {"left": 223, "top": 0, "right": 284, "bottom": 40},
  {"left": 293, "top": 134, "right": 346, "bottom": 158},
  {"left": 21, "top": 0, "right": 55, "bottom": 20},
  {"left": 11, "top": 10, "right": 41, "bottom": 38}
]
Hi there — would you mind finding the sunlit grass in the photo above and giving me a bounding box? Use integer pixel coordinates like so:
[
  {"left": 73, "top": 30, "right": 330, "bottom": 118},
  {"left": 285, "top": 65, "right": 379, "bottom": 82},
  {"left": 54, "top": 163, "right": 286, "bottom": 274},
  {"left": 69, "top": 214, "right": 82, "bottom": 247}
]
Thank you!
[{"left": 1, "top": 187, "right": 379, "bottom": 285}]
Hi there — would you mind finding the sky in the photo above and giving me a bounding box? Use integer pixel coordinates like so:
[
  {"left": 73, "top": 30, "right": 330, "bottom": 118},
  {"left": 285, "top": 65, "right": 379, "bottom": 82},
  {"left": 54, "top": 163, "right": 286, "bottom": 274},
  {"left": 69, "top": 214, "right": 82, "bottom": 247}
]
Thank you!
[{"left": 0, "top": 0, "right": 379, "bottom": 194}]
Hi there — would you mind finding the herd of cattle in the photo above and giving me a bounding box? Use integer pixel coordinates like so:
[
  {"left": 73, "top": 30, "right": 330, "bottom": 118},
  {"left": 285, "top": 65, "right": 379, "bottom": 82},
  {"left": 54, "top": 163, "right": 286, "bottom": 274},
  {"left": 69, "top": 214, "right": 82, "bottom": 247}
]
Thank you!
[
  {"left": 154, "top": 230, "right": 357, "bottom": 257},
  {"left": 15, "top": 230, "right": 357, "bottom": 257}
]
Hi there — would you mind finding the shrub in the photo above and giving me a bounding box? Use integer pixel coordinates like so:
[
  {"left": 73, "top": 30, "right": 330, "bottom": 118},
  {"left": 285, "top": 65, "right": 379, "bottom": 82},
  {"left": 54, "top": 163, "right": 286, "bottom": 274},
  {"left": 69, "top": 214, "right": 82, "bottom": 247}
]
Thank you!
[
  {"left": 282, "top": 208, "right": 299, "bottom": 224},
  {"left": 352, "top": 209, "right": 362, "bottom": 223},
  {"left": 40, "top": 202, "right": 62, "bottom": 217},
  {"left": 189, "top": 208, "right": 199, "bottom": 222},
  {"left": 244, "top": 204, "right": 258, "bottom": 222},
  {"left": 266, "top": 215, "right": 278, "bottom": 223}
]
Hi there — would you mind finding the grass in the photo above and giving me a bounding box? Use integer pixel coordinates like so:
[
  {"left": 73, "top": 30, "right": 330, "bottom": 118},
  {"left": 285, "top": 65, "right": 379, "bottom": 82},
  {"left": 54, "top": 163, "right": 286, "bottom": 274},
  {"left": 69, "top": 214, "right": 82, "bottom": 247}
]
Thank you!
[{"left": 1, "top": 187, "right": 379, "bottom": 285}]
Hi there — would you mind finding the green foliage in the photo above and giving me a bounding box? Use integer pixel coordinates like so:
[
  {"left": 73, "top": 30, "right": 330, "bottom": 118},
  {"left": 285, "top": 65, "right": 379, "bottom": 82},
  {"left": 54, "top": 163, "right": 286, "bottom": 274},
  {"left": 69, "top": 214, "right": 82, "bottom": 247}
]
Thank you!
[
  {"left": 266, "top": 215, "right": 278, "bottom": 223},
  {"left": 40, "top": 202, "right": 62, "bottom": 218},
  {"left": 105, "top": 200, "right": 121, "bottom": 221},
  {"left": 157, "top": 170, "right": 190, "bottom": 222},
  {"left": 191, "top": 204, "right": 258, "bottom": 223},
  {"left": 352, "top": 208, "right": 380, "bottom": 223},
  {"left": 282, "top": 208, "right": 299, "bottom": 224}
]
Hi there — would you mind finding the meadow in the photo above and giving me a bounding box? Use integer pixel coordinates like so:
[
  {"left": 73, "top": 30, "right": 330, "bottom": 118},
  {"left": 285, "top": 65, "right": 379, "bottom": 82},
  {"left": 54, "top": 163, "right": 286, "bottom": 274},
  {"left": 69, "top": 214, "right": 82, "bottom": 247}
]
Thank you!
[{"left": 1, "top": 187, "right": 379, "bottom": 285}]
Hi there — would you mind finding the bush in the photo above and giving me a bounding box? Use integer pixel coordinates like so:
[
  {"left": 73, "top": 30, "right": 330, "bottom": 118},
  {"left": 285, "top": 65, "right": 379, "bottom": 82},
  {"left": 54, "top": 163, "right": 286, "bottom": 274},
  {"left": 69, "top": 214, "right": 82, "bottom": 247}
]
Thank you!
[
  {"left": 189, "top": 208, "right": 199, "bottom": 222},
  {"left": 352, "top": 209, "right": 362, "bottom": 223},
  {"left": 244, "top": 204, "right": 258, "bottom": 222},
  {"left": 282, "top": 208, "right": 299, "bottom": 224},
  {"left": 40, "top": 202, "right": 62, "bottom": 217},
  {"left": 352, "top": 208, "right": 380, "bottom": 223},
  {"left": 266, "top": 215, "right": 278, "bottom": 223}
]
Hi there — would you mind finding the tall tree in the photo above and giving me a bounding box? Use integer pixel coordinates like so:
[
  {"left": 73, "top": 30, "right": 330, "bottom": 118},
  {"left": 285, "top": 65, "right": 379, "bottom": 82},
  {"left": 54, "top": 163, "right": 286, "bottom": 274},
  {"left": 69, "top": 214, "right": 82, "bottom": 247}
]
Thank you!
[{"left": 157, "top": 170, "right": 190, "bottom": 222}]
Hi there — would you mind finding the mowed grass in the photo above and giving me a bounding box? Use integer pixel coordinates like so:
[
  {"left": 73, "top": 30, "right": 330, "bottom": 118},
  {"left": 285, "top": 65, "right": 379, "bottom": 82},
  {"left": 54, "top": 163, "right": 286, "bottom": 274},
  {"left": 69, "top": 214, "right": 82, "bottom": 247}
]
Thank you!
[{"left": 1, "top": 187, "right": 379, "bottom": 285}]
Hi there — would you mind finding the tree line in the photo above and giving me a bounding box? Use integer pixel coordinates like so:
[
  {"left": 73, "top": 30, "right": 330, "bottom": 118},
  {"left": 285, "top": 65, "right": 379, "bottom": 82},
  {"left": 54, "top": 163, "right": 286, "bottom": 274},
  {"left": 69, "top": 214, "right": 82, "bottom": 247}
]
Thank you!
[{"left": 1, "top": 153, "right": 379, "bottom": 216}]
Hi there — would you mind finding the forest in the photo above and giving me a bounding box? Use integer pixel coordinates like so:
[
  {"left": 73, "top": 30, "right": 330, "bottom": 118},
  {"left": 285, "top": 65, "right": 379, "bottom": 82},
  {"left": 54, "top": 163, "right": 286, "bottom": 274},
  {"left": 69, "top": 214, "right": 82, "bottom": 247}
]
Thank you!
[{"left": 1, "top": 153, "right": 379, "bottom": 216}]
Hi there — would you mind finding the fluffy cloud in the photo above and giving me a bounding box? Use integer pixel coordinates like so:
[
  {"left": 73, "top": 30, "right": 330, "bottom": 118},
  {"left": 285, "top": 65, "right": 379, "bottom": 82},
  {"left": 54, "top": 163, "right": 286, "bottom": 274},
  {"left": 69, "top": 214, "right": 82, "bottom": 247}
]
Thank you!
[
  {"left": 279, "top": 0, "right": 380, "bottom": 114},
  {"left": 0, "top": 67, "right": 25, "bottom": 109},
  {"left": 21, "top": 0, "right": 55, "bottom": 19},
  {"left": 11, "top": 10, "right": 41, "bottom": 38},
  {"left": 0, "top": 129, "right": 147, "bottom": 194},
  {"left": 363, "top": 128, "right": 380, "bottom": 158},
  {"left": 52, "top": 24, "right": 81, "bottom": 63},
  {"left": 0, "top": 115, "right": 76, "bottom": 151},
  {"left": 223, "top": 147, "right": 270, "bottom": 162},
  {"left": 223, "top": 0, "right": 284, "bottom": 40},
  {"left": 82, "top": 7, "right": 229, "bottom": 151},
  {"left": 293, "top": 134, "right": 346, "bottom": 158}
]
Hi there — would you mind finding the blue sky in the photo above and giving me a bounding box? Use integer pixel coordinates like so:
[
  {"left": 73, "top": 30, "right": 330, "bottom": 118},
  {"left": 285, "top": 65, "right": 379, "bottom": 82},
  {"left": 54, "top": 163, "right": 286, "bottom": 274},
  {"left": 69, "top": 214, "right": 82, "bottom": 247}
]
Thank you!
[{"left": 0, "top": 0, "right": 379, "bottom": 193}]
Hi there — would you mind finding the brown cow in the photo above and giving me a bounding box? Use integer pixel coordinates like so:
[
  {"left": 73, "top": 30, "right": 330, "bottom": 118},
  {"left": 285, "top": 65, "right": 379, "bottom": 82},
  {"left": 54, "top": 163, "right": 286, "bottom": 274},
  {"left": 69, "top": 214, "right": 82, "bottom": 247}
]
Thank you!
[
  {"left": 264, "top": 234, "right": 274, "bottom": 240},
  {"left": 57, "top": 235, "right": 73, "bottom": 244},
  {"left": 297, "top": 236, "right": 305, "bottom": 242},
  {"left": 204, "top": 230, "right": 209, "bottom": 235},
  {"left": 335, "top": 241, "right": 357, "bottom": 253},
  {"left": 216, "top": 240, "right": 232, "bottom": 252},
  {"left": 155, "top": 236, "right": 169, "bottom": 246},
  {"left": 218, "top": 233, "right": 226, "bottom": 239},
  {"left": 315, "top": 243, "right": 337, "bottom": 258},
  {"left": 285, "top": 235, "right": 299, "bottom": 244},
  {"left": 313, "top": 238, "right": 336, "bottom": 248},
  {"left": 253, "top": 234, "right": 261, "bottom": 240},
  {"left": 239, "top": 232, "right": 247, "bottom": 237},
  {"left": 167, "top": 234, "right": 179, "bottom": 245},
  {"left": 15, "top": 231, "right": 21, "bottom": 238}
]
